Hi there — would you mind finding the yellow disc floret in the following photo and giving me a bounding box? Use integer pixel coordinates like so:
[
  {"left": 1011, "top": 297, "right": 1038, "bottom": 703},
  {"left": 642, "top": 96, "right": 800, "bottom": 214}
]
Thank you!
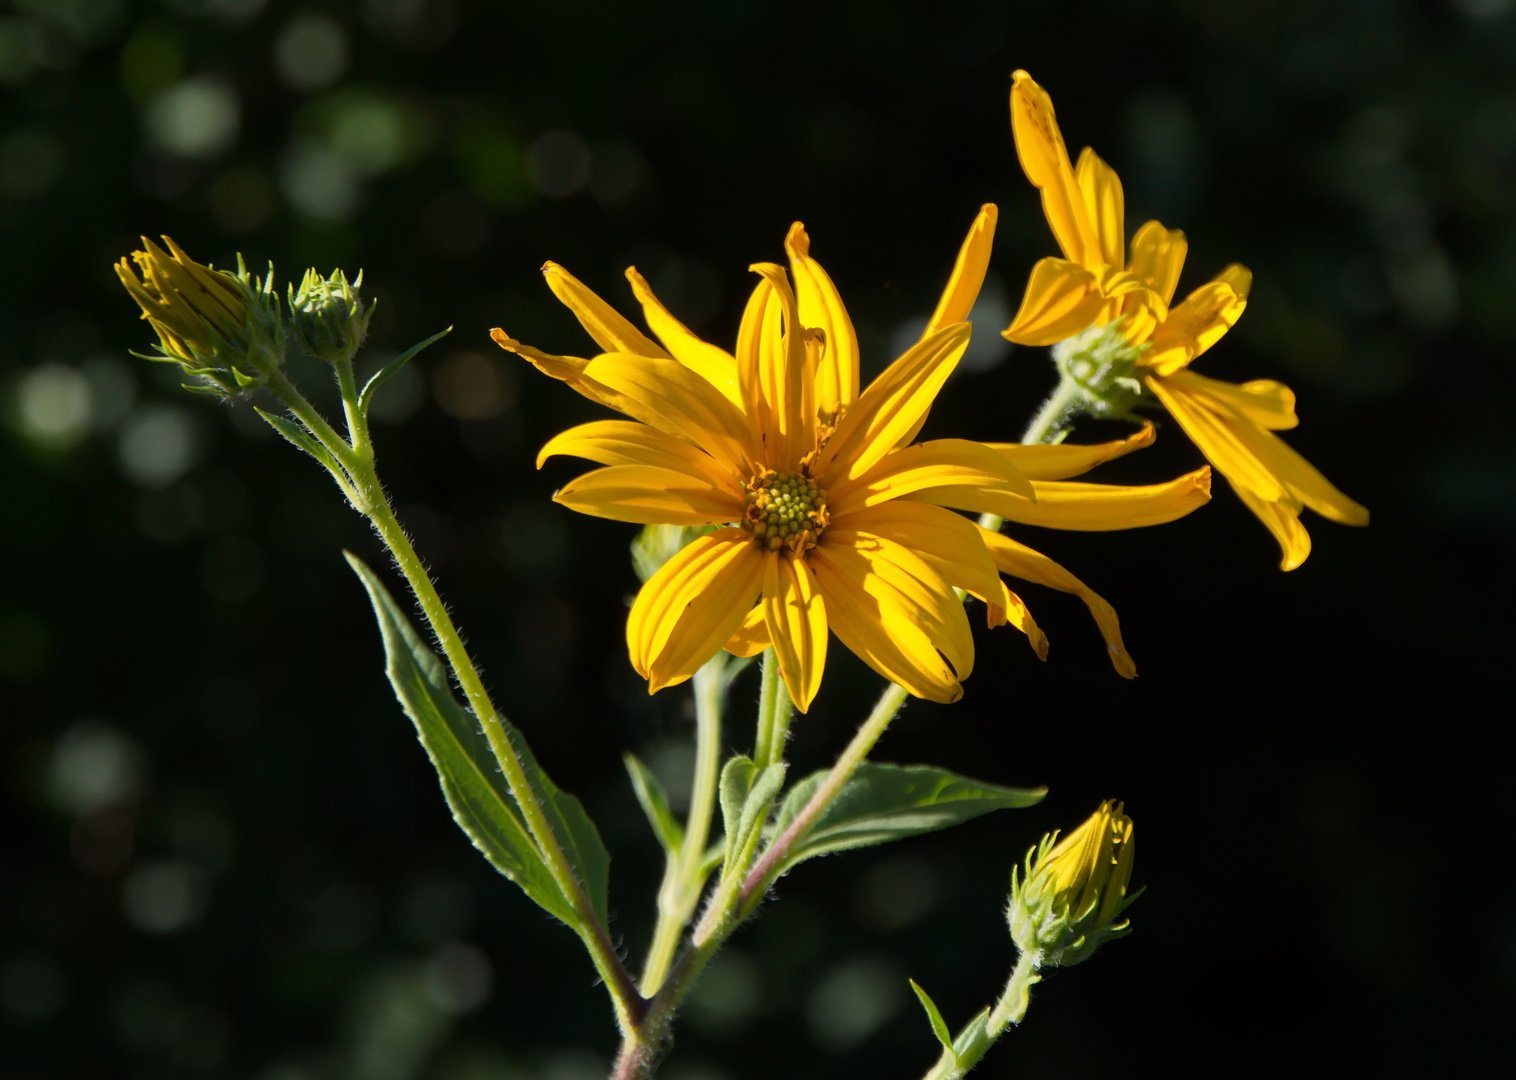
[{"left": 741, "top": 469, "right": 829, "bottom": 553}]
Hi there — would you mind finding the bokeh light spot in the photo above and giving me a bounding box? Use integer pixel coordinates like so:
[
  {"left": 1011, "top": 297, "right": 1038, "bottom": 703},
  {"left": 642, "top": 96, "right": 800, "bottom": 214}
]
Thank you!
[
  {"left": 48, "top": 720, "right": 146, "bottom": 815},
  {"left": 122, "top": 861, "right": 206, "bottom": 934},
  {"left": 275, "top": 14, "right": 348, "bottom": 91},
  {"left": 143, "top": 76, "right": 240, "bottom": 158},
  {"left": 15, "top": 362, "right": 92, "bottom": 449},
  {"left": 117, "top": 404, "right": 200, "bottom": 487},
  {"left": 526, "top": 130, "right": 592, "bottom": 198}
]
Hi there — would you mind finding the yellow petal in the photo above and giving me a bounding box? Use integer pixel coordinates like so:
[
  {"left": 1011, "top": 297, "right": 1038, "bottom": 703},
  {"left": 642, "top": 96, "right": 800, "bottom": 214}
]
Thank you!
[
  {"left": 827, "top": 500, "right": 1006, "bottom": 629},
  {"left": 812, "top": 322, "right": 971, "bottom": 484},
  {"left": 1162, "top": 368, "right": 1298, "bottom": 430},
  {"left": 923, "top": 204, "right": 998, "bottom": 337},
  {"left": 997, "top": 584, "right": 1050, "bottom": 661},
  {"left": 1010, "top": 70, "right": 1100, "bottom": 267},
  {"left": 535, "top": 419, "right": 743, "bottom": 489},
  {"left": 762, "top": 553, "right": 828, "bottom": 713},
  {"left": 1075, "top": 148, "right": 1124, "bottom": 269},
  {"left": 1149, "top": 375, "right": 1369, "bottom": 525},
  {"left": 984, "top": 422, "right": 1155, "bottom": 480},
  {"left": 735, "top": 273, "right": 778, "bottom": 450},
  {"left": 1126, "top": 221, "right": 1188, "bottom": 307},
  {"left": 725, "top": 603, "right": 769, "bottom": 658},
  {"left": 785, "top": 222, "right": 860, "bottom": 413},
  {"left": 490, "top": 328, "right": 624, "bottom": 412},
  {"left": 637, "top": 534, "right": 767, "bottom": 693},
  {"left": 1143, "top": 274, "right": 1249, "bottom": 376},
  {"left": 829, "top": 437, "right": 1035, "bottom": 516},
  {"left": 580, "top": 352, "right": 757, "bottom": 473},
  {"left": 1217, "top": 262, "right": 1253, "bottom": 299},
  {"left": 1003, "top": 257, "right": 1109, "bottom": 347},
  {"left": 978, "top": 527, "right": 1136, "bottom": 678},
  {"left": 554, "top": 465, "right": 743, "bottom": 525},
  {"left": 748, "top": 262, "right": 814, "bottom": 468},
  {"left": 996, "top": 468, "right": 1212, "bottom": 531},
  {"left": 1228, "top": 477, "right": 1313, "bottom": 571},
  {"left": 1145, "top": 375, "right": 1289, "bottom": 503},
  {"left": 808, "top": 543, "right": 966, "bottom": 703},
  {"left": 623, "top": 267, "right": 743, "bottom": 408},
  {"left": 541, "top": 261, "right": 667, "bottom": 358}
]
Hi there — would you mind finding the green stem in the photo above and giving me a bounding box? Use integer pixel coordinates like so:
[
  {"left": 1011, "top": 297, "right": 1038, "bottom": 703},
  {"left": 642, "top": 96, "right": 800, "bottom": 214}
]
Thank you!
[
  {"left": 268, "top": 374, "right": 644, "bottom": 1033},
  {"left": 752, "top": 649, "right": 792, "bottom": 770},
  {"left": 640, "top": 656, "right": 726, "bottom": 996},
  {"left": 921, "top": 949, "right": 1042, "bottom": 1080},
  {"left": 737, "top": 679, "right": 908, "bottom": 912},
  {"left": 1020, "top": 371, "right": 1083, "bottom": 447},
  {"left": 614, "top": 677, "right": 914, "bottom": 1078}
]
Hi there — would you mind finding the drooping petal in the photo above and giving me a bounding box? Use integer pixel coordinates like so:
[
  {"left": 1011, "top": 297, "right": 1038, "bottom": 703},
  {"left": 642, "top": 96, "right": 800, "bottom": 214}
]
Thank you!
[
  {"left": 829, "top": 437, "right": 1035, "bottom": 516},
  {"left": 1145, "top": 375, "right": 1290, "bottom": 503},
  {"left": 827, "top": 500, "right": 1007, "bottom": 629},
  {"left": 978, "top": 527, "right": 1136, "bottom": 678},
  {"left": 626, "top": 529, "right": 763, "bottom": 688},
  {"left": 762, "top": 553, "right": 828, "bottom": 713},
  {"left": 1228, "top": 477, "right": 1313, "bottom": 572},
  {"left": 811, "top": 322, "right": 971, "bottom": 484},
  {"left": 1010, "top": 70, "right": 1101, "bottom": 267},
  {"left": 541, "top": 261, "right": 667, "bottom": 358},
  {"left": 1003, "top": 257, "right": 1110, "bottom": 347},
  {"left": 623, "top": 267, "right": 742, "bottom": 408},
  {"left": 809, "top": 543, "right": 966, "bottom": 703},
  {"left": 1163, "top": 368, "right": 1298, "bottom": 430},
  {"left": 1075, "top": 148, "right": 1124, "bottom": 269},
  {"left": 785, "top": 222, "right": 860, "bottom": 414},
  {"left": 1126, "top": 221, "right": 1188, "bottom": 307},
  {"left": 984, "top": 422, "right": 1155, "bottom": 481},
  {"left": 535, "top": 419, "right": 743, "bottom": 489},
  {"left": 1143, "top": 272, "right": 1249, "bottom": 376},
  {"left": 993, "top": 467, "right": 1212, "bottom": 531},
  {"left": 923, "top": 204, "right": 998, "bottom": 338},
  {"left": 554, "top": 465, "right": 743, "bottom": 525},
  {"left": 1149, "top": 375, "right": 1369, "bottom": 527},
  {"left": 580, "top": 352, "right": 757, "bottom": 472}
]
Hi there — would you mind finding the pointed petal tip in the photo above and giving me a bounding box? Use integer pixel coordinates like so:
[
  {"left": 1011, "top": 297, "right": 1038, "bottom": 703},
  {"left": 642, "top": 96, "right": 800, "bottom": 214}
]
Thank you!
[{"left": 784, "top": 221, "right": 811, "bottom": 255}]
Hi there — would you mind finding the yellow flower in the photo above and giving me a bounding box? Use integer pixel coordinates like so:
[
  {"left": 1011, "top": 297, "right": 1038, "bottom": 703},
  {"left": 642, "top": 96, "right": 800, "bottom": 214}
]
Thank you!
[
  {"left": 116, "top": 236, "right": 281, "bottom": 394},
  {"left": 1002, "top": 70, "right": 1369, "bottom": 570},
  {"left": 1008, "top": 799, "right": 1138, "bottom": 967},
  {"left": 493, "top": 210, "right": 1051, "bottom": 711}
]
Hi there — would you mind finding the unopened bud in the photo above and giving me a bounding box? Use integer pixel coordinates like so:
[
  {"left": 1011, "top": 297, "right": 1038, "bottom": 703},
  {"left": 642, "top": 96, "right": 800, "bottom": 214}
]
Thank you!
[
  {"left": 1008, "top": 799, "right": 1139, "bottom": 967},
  {"left": 289, "top": 267, "right": 371, "bottom": 366}
]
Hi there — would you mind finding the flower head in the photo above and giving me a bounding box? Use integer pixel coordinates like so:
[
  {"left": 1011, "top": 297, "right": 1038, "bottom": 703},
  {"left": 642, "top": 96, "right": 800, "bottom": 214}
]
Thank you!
[
  {"left": 289, "top": 266, "right": 371, "bottom": 366},
  {"left": 1002, "top": 70, "right": 1368, "bottom": 569},
  {"left": 494, "top": 210, "right": 1046, "bottom": 711},
  {"left": 115, "top": 236, "right": 283, "bottom": 396},
  {"left": 1008, "top": 799, "right": 1138, "bottom": 967}
]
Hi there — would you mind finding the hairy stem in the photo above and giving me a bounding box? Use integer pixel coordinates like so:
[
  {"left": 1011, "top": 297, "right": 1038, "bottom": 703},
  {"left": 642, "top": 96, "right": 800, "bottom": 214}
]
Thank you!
[{"left": 921, "top": 949, "right": 1042, "bottom": 1079}]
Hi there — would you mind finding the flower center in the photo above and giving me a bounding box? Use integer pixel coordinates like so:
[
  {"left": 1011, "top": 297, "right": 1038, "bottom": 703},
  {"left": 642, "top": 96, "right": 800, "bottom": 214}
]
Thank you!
[{"left": 742, "top": 469, "right": 829, "bottom": 553}]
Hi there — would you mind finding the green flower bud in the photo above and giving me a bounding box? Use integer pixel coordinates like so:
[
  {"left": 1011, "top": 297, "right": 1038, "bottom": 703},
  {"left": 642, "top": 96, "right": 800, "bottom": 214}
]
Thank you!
[
  {"left": 1008, "top": 799, "right": 1139, "bottom": 967},
  {"left": 1051, "top": 320, "right": 1146, "bottom": 420},
  {"left": 288, "top": 267, "right": 372, "bottom": 366},
  {"left": 115, "top": 236, "right": 284, "bottom": 397}
]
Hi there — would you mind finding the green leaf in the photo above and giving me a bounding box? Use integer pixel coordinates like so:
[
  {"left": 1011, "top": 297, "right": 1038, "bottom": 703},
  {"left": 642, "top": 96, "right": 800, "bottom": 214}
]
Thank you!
[
  {"left": 623, "top": 754, "right": 683, "bottom": 855},
  {"left": 952, "top": 1007, "right": 990, "bottom": 1059},
  {"left": 357, "top": 326, "right": 451, "bottom": 415},
  {"left": 909, "top": 979, "right": 955, "bottom": 1055},
  {"left": 771, "top": 763, "right": 1045, "bottom": 869},
  {"left": 718, "top": 756, "right": 786, "bottom": 873},
  {"left": 255, "top": 407, "right": 347, "bottom": 477},
  {"left": 345, "top": 552, "right": 609, "bottom": 930}
]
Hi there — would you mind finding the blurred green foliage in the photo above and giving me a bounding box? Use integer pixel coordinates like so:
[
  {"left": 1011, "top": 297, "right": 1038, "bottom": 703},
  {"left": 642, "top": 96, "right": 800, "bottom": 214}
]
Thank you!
[{"left": 4, "top": 0, "right": 1513, "bottom": 1077}]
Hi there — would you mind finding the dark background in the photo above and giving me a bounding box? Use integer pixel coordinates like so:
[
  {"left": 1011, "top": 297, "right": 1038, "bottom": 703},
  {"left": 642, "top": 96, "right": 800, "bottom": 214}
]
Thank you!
[{"left": 5, "top": 0, "right": 1512, "bottom": 1076}]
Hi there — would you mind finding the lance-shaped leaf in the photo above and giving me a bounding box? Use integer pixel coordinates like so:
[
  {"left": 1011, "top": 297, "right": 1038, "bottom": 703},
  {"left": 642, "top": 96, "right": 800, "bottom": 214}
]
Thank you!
[
  {"left": 771, "top": 763, "right": 1045, "bottom": 870},
  {"left": 624, "top": 753, "right": 683, "bottom": 855},
  {"left": 718, "top": 755, "right": 787, "bottom": 875},
  {"left": 909, "top": 979, "right": 956, "bottom": 1057},
  {"left": 346, "top": 553, "right": 611, "bottom": 930}
]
